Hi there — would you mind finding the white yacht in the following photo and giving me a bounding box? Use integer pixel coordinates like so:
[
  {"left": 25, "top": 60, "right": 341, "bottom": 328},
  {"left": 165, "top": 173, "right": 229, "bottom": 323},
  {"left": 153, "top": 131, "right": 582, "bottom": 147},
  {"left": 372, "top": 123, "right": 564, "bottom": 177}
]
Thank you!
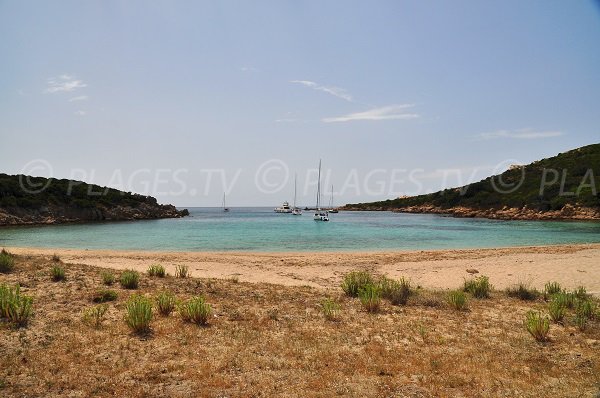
[
  {"left": 274, "top": 201, "right": 292, "bottom": 213},
  {"left": 313, "top": 160, "right": 329, "bottom": 222}
]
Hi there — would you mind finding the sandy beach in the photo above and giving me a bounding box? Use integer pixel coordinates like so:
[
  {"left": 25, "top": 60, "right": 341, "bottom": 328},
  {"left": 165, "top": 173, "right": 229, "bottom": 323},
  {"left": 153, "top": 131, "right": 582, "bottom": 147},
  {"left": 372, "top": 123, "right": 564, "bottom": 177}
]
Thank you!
[{"left": 7, "top": 243, "right": 600, "bottom": 294}]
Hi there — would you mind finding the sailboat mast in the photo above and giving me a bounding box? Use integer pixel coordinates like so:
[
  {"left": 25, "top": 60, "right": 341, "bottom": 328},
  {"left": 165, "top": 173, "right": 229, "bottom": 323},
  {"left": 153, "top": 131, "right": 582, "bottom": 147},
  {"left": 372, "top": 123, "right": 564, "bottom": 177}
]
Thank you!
[
  {"left": 316, "top": 160, "right": 321, "bottom": 210},
  {"left": 330, "top": 185, "right": 333, "bottom": 208},
  {"left": 293, "top": 173, "right": 297, "bottom": 209}
]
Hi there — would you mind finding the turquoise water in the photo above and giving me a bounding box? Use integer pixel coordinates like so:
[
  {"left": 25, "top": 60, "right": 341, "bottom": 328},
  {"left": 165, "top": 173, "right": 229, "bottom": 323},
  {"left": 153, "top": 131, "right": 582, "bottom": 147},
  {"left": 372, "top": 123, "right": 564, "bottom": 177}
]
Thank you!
[{"left": 1, "top": 207, "right": 600, "bottom": 252}]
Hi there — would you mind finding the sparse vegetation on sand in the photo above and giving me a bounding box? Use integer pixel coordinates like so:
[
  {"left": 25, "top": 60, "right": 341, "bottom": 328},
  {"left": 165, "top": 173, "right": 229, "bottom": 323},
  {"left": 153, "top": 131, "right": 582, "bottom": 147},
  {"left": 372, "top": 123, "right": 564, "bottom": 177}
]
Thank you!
[
  {"left": 147, "top": 264, "right": 166, "bottom": 278},
  {"left": 119, "top": 270, "right": 140, "bottom": 289},
  {"left": 83, "top": 304, "right": 108, "bottom": 328},
  {"left": 506, "top": 282, "right": 539, "bottom": 301},
  {"left": 155, "top": 290, "right": 176, "bottom": 316},
  {"left": 175, "top": 264, "right": 189, "bottom": 278},
  {"left": 101, "top": 271, "right": 115, "bottom": 286},
  {"left": 50, "top": 265, "right": 66, "bottom": 282},
  {"left": 0, "top": 283, "right": 33, "bottom": 327},
  {"left": 525, "top": 311, "right": 550, "bottom": 342},
  {"left": 124, "top": 294, "right": 153, "bottom": 334},
  {"left": 358, "top": 284, "right": 381, "bottom": 313},
  {"left": 463, "top": 275, "right": 492, "bottom": 298},
  {"left": 0, "top": 249, "right": 15, "bottom": 273},
  {"left": 447, "top": 290, "right": 468, "bottom": 311},
  {"left": 1, "top": 255, "right": 600, "bottom": 397},
  {"left": 341, "top": 270, "right": 374, "bottom": 297},
  {"left": 320, "top": 297, "right": 341, "bottom": 321},
  {"left": 92, "top": 289, "right": 118, "bottom": 303},
  {"left": 379, "top": 276, "right": 411, "bottom": 305},
  {"left": 179, "top": 296, "right": 211, "bottom": 325}
]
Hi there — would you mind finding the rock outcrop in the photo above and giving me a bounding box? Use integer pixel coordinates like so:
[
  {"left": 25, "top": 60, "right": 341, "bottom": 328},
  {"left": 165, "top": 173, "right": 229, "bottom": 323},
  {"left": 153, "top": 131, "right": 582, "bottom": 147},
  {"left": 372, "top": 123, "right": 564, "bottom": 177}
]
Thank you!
[
  {"left": 0, "top": 202, "right": 188, "bottom": 226},
  {"left": 383, "top": 203, "right": 600, "bottom": 221}
]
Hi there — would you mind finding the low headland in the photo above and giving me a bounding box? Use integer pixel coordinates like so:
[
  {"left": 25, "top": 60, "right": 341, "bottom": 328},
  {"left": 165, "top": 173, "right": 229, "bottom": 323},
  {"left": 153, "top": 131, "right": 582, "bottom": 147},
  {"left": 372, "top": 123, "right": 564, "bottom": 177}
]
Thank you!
[
  {"left": 343, "top": 143, "right": 600, "bottom": 221},
  {"left": 0, "top": 174, "right": 188, "bottom": 226}
]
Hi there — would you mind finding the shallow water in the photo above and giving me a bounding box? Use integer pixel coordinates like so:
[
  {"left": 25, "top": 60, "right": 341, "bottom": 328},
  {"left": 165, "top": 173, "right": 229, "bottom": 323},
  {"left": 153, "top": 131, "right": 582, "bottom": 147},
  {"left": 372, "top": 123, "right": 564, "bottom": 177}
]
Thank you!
[{"left": 1, "top": 207, "right": 600, "bottom": 252}]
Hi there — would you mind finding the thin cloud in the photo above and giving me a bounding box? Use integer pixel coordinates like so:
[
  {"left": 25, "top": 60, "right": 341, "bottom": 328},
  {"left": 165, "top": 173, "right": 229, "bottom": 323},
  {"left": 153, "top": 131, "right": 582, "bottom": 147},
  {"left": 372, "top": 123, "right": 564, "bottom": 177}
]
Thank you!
[
  {"left": 45, "top": 75, "right": 87, "bottom": 93},
  {"left": 323, "top": 104, "right": 419, "bottom": 123},
  {"left": 475, "top": 128, "right": 564, "bottom": 140},
  {"left": 68, "top": 95, "right": 88, "bottom": 102},
  {"left": 74, "top": 110, "right": 87, "bottom": 116},
  {"left": 240, "top": 66, "right": 258, "bottom": 72},
  {"left": 290, "top": 80, "right": 353, "bottom": 102}
]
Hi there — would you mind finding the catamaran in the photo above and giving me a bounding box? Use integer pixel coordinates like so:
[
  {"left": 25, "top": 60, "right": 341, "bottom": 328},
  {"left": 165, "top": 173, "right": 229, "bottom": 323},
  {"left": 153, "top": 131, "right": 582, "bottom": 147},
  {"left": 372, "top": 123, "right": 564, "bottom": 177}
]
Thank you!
[
  {"left": 292, "top": 173, "right": 302, "bottom": 215},
  {"left": 222, "top": 192, "right": 229, "bottom": 212},
  {"left": 314, "top": 160, "right": 329, "bottom": 222}
]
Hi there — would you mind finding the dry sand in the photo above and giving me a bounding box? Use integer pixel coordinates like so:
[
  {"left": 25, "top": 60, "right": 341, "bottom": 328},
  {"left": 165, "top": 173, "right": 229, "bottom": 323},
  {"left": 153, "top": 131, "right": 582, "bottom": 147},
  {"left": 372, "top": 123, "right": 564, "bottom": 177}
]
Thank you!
[{"left": 7, "top": 243, "right": 600, "bottom": 294}]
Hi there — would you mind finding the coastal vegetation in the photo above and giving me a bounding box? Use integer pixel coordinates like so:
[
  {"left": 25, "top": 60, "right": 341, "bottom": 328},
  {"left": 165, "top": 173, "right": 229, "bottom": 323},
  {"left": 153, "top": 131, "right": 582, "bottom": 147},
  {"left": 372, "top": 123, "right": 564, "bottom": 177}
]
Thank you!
[
  {"left": 0, "top": 249, "right": 15, "bottom": 273},
  {"left": 147, "top": 264, "right": 166, "bottom": 278},
  {"left": 50, "top": 265, "right": 66, "bottom": 281},
  {"left": 119, "top": 270, "right": 140, "bottom": 289},
  {"left": 343, "top": 143, "right": 600, "bottom": 219},
  {"left": 0, "top": 173, "right": 188, "bottom": 225},
  {"left": 1, "top": 254, "right": 599, "bottom": 397},
  {"left": 91, "top": 289, "right": 118, "bottom": 303}
]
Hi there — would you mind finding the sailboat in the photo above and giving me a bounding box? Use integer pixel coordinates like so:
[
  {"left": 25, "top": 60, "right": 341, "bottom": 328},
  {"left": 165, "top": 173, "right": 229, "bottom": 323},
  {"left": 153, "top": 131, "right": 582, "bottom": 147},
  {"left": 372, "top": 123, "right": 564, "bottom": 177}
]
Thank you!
[
  {"left": 292, "top": 173, "right": 302, "bottom": 215},
  {"left": 314, "top": 160, "right": 329, "bottom": 222},
  {"left": 222, "top": 192, "right": 229, "bottom": 212},
  {"left": 329, "top": 185, "right": 339, "bottom": 213}
]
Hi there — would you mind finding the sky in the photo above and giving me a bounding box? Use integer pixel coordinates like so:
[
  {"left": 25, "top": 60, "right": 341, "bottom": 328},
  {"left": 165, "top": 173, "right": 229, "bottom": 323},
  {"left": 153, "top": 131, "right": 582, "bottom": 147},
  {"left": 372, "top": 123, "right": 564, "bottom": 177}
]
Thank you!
[{"left": 1, "top": 1, "right": 599, "bottom": 207}]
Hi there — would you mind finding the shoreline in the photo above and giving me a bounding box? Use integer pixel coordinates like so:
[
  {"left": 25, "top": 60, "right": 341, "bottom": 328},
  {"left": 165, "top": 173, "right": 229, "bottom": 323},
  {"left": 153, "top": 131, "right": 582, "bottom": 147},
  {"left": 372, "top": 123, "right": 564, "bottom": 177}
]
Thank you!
[
  {"left": 7, "top": 243, "right": 600, "bottom": 295},
  {"left": 341, "top": 204, "right": 600, "bottom": 221}
]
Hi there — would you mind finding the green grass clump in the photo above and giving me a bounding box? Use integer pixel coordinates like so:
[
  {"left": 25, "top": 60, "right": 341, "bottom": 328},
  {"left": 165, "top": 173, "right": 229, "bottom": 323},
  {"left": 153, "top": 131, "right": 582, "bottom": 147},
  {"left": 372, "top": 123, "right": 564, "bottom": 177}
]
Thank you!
[
  {"left": 120, "top": 270, "right": 140, "bottom": 289},
  {"left": 50, "top": 265, "right": 66, "bottom": 282},
  {"left": 379, "top": 276, "right": 411, "bottom": 305},
  {"left": 320, "top": 298, "right": 341, "bottom": 321},
  {"left": 175, "top": 264, "right": 189, "bottom": 278},
  {"left": 124, "top": 294, "right": 153, "bottom": 334},
  {"left": 463, "top": 276, "right": 492, "bottom": 299},
  {"left": 92, "top": 289, "right": 118, "bottom": 303},
  {"left": 506, "top": 282, "right": 539, "bottom": 301},
  {"left": 83, "top": 304, "right": 108, "bottom": 328},
  {"left": 0, "top": 284, "right": 33, "bottom": 327},
  {"left": 576, "top": 299, "right": 596, "bottom": 321},
  {"left": 179, "top": 296, "right": 212, "bottom": 325},
  {"left": 0, "top": 249, "right": 15, "bottom": 273},
  {"left": 341, "top": 271, "right": 374, "bottom": 297},
  {"left": 447, "top": 290, "right": 468, "bottom": 311},
  {"left": 573, "top": 286, "right": 589, "bottom": 301},
  {"left": 548, "top": 297, "right": 566, "bottom": 323},
  {"left": 358, "top": 284, "right": 381, "bottom": 313},
  {"left": 101, "top": 271, "right": 115, "bottom": 286},
  {"left": 553, "top": 292, "right": 575, "bottom": 309},
  {"left": 155, "top": 291, "right": 177, "bottom": 316},
  {"left": 147, "top": 264, "right": 166, "bottom": 278},
  {"left": 525, "top": 311, "right": 550, "bottom": 342},
  {"left": 544, "top": 281, "right": 562, "bottom": 296}
]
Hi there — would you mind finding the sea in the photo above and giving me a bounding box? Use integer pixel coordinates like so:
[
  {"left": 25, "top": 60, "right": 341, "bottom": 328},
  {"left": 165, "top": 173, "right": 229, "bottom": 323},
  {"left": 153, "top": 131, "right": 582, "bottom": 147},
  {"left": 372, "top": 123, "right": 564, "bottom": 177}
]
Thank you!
[{"left": 1, "top": 207, "right": 600, "bottom": 252}]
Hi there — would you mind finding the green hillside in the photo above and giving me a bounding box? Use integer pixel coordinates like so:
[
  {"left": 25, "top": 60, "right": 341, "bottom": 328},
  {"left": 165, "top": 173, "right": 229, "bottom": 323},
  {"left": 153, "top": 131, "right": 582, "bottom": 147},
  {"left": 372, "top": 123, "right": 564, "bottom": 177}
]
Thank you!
[
  {"left": 345, "top": 143, "right": 600, "bottom": 212},
  {"left": 0, "top": 174, "right": 157, "bottom": 210}
]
